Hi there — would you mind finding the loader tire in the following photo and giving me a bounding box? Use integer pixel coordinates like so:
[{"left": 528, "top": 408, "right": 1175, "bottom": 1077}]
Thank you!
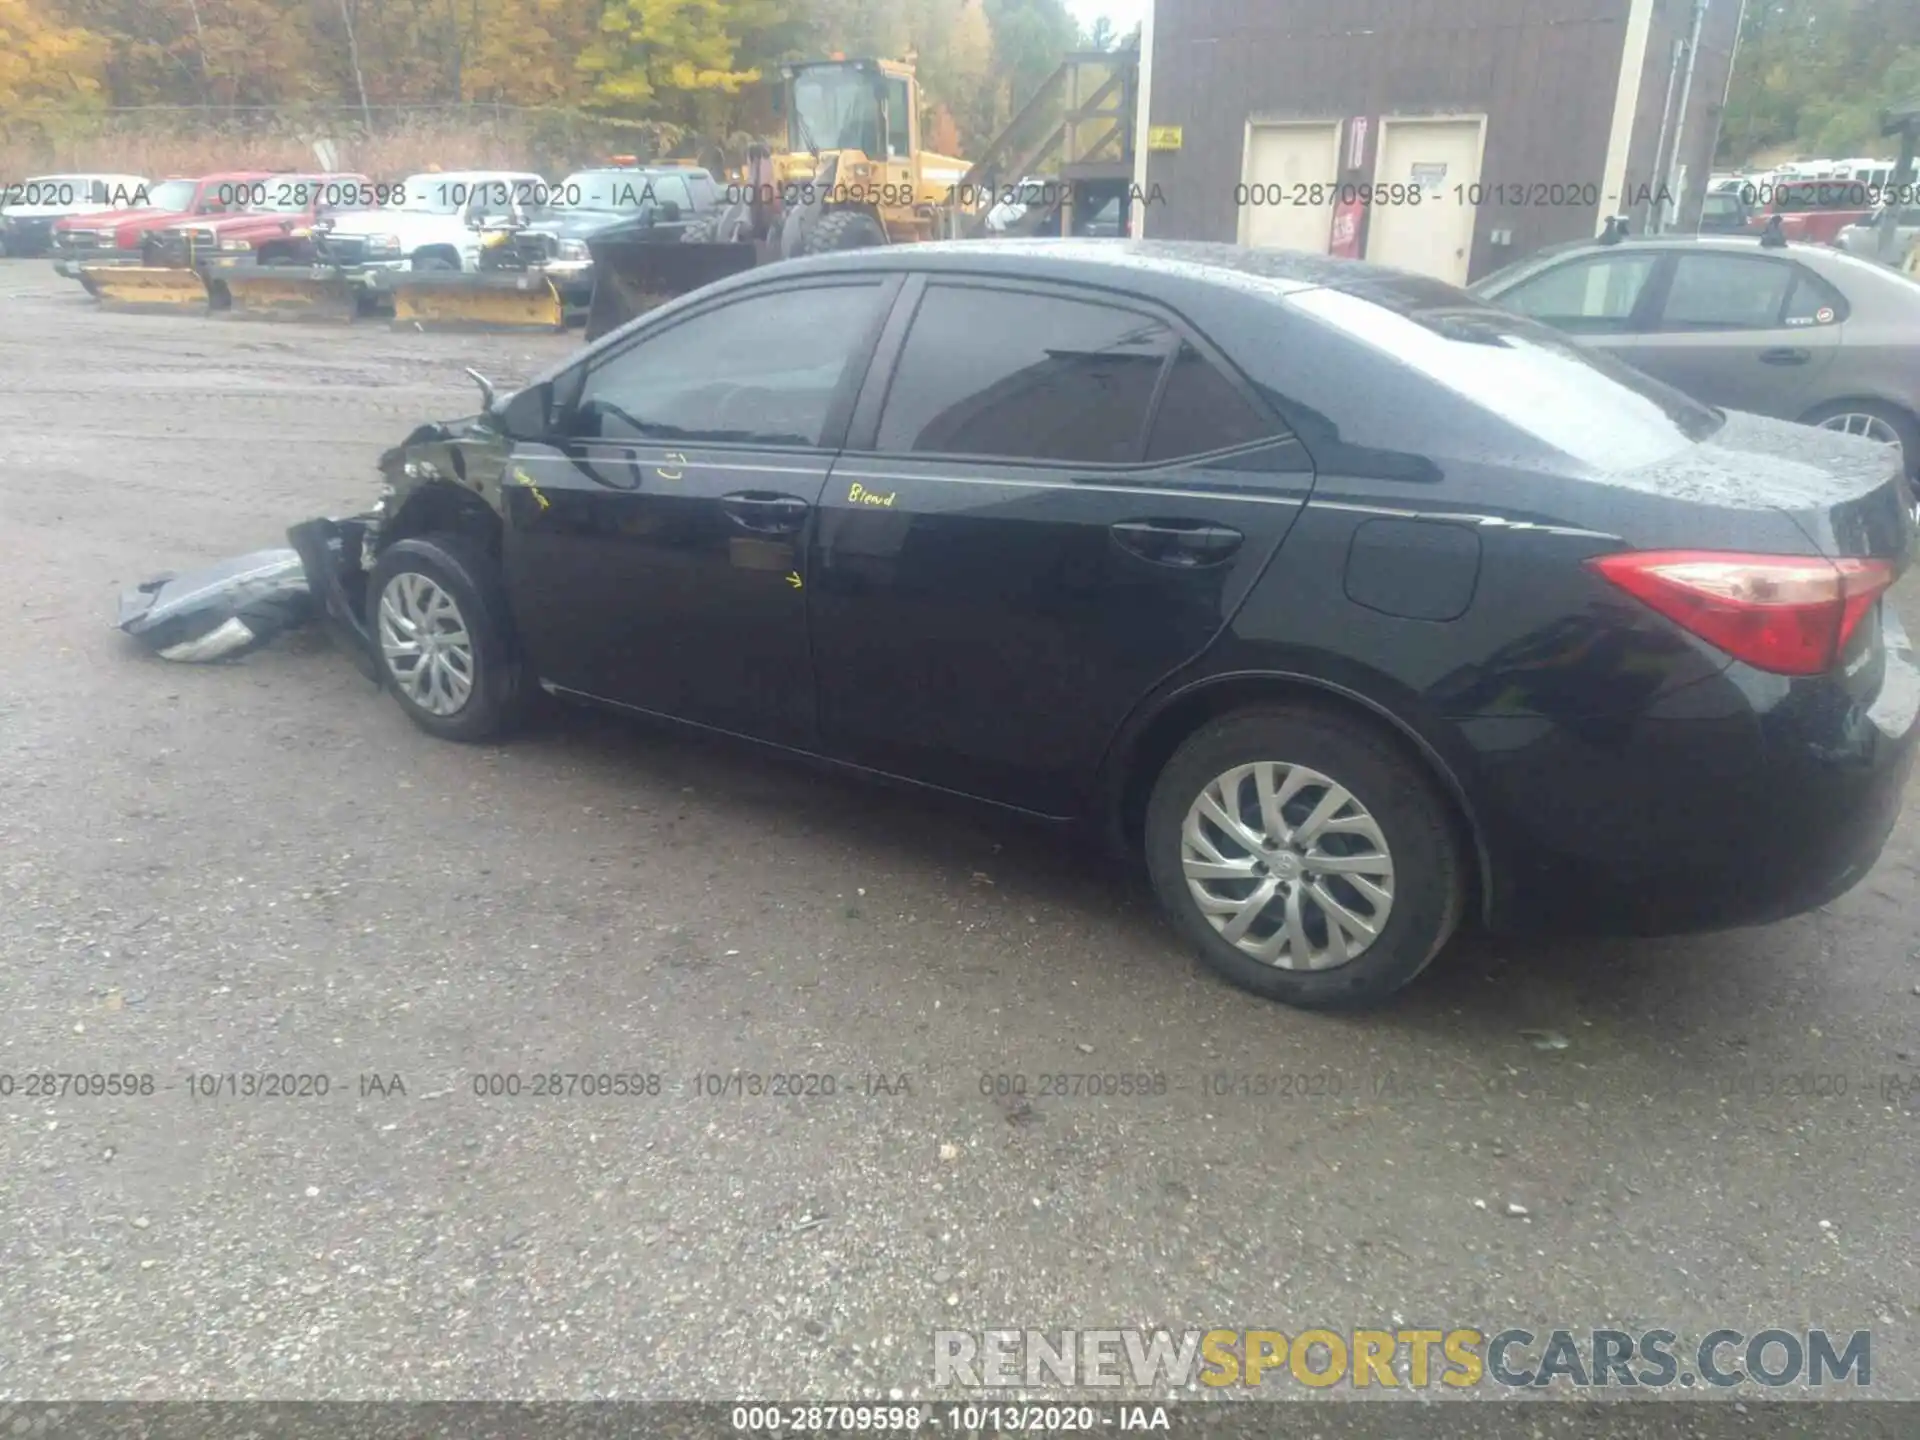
[{"left": 800, "top": 209, "right": 887, "bottom": 255}]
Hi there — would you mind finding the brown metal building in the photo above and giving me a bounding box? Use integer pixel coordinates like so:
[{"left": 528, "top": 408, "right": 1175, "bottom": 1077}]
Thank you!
[{"left": 1131, "top": 0, "right": 1744, "bottom": 284}]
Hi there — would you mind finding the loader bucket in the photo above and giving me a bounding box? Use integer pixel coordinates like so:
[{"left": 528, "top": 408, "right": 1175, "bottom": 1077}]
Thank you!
[
  {"left": 82, "top": 264, "right": 211, "bottom": 314},
  {"left": 584, "top": 239, "right": 759, "bottom": 341},
  {"left": 377, "top": 270, "right": 567, "bottom": 333},
  {"left": 214, "top": 263, "right": 362, "bottom": 324}
]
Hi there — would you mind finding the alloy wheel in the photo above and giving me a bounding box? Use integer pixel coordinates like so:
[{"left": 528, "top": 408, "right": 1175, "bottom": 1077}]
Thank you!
[
  {"left": 1180, "top": 761, "right": 1396, "bottom": 970},
  {"left": 1816, "top": 410, "right": 1904, "bottom": 461},
  {"left": 378, "top": 571, "right": 474, "bottom": 716}
]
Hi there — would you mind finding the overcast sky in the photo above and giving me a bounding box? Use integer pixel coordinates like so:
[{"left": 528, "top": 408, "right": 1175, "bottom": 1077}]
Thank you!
[{"left": 1065, "top": 0, "right": 1148, "bottom": 38}]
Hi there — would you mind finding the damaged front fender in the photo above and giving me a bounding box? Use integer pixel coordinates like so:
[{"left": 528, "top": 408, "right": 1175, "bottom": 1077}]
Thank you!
[{"left": 285, "top": 515, "right": 382, "bottom": 682}]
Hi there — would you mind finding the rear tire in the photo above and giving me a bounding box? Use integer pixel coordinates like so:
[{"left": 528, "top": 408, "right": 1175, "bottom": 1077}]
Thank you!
[
  {"left": 410, "top": 251, "right": 457, "bottom": 273},
  {"left": 1143, "top": 705, "right": 1465, "bottom": 1010},
  {"left": 367, "top": 533, "right": 531, "bottom": 743},
  {"left": 799, "top": 209, "right": 887, "bottom": 255}
]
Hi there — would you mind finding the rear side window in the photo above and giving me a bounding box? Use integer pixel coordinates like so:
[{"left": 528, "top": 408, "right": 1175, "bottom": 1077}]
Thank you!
[
  {"left": 1495, "top": 252, "right": 1657, "bottom": 334},
  {"left": 1146, "top": 344, "right": 1284, "bottom": 462},
  {"left": 1657, "top": 254, "right": 1795, "bottom": 330},
  {"left": 1288, "top": 286, "right": 1723, "bottom": 472},
  {"left": 876, "top": 284, "right": 1174, "bottom": 464}
]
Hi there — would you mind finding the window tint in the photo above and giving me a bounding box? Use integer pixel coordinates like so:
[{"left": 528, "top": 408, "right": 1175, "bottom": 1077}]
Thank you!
[
  {"left": 1658, "top": 254, "right": 1793, "bottom": 330},
  {"left": 573, "top": 282, "right": 885, "bottom": 447},
  {"left": 876, "top": 285, "right": 1173, "bottom": 463},
  {"left": 1146, "top": 344, "right": 1283, "bottom": 462},
  {"left": 1497, "top": 253, "right": 1657, "bottom": 333}
]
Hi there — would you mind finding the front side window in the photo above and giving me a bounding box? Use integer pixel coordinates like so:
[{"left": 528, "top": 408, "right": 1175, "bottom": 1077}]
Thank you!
[
  {"left": 875, "top": 284, "right": 1174, "bottom": 464},
  {"left": 570, "top": 282, "right": 886, "bottom": 448},
  {"left": 1494, "top": 252, "right": 1658, "bottom": 334}
]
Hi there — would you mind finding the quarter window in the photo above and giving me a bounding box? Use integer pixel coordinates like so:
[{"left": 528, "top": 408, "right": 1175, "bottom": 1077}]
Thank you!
[
  {"left": 1146, "top": 344, "right": 1284, "bottom": 462},
  {"left": 571, "top": 282, "right": 886, "bottom": 448},
  {"left": 875, "top": 285, "right": 1174, "bottom": 464}
]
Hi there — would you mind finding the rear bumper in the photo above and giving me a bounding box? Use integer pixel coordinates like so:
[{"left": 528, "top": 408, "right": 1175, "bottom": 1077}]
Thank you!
[{"left": 1468, "top": 607, "right": 1919, "bottom": 936}]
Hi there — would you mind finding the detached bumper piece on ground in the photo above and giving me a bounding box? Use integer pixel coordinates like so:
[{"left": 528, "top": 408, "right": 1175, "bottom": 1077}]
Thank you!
[
  {"left": 115, "top": 521, "right": 381, "bottom": 671},
  {"left": 115, "top": 550, "right": 315, "bottom": 662}
]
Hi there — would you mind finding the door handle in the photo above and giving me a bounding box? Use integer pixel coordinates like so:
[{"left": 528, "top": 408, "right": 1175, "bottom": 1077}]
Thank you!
[
  {"left": 721, "top": 491, "right": 811, "bottom": 535},
  {"left": 1759, "top": 347, "right": 1811, "bottom": 365},
  {"left": 1110, "top": 519, "right": 1244, "bottom": 568}
]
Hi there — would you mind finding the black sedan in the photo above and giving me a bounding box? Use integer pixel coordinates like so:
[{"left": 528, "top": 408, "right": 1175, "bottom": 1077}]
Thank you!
[{"left": 301, "top": 241, "right": 1919, "bottom": 1010}]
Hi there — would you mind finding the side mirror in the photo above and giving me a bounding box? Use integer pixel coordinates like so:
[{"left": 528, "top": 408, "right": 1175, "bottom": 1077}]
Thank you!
[
  {"left": 657, "top": 200, "right": 682, "bottom": 223},
  {"left": 495, "top": 382, "right": 552, "bottom": 441}
]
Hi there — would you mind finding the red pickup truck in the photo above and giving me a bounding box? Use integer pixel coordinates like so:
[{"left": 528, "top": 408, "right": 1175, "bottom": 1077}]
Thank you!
[
  {"left": 50, "top": 171, "right": 273, "bottom": 277},
  {"left": 143, "top": 172, "right": 376, "bottom": 268},
  {"left": 1742, "top": 177, "right": 1877, "bottom": 244}
]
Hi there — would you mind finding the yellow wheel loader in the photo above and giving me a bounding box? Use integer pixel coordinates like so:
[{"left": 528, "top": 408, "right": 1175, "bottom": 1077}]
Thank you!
[{"left": 585, "top": 56, "right": 973, "bottom": 340}]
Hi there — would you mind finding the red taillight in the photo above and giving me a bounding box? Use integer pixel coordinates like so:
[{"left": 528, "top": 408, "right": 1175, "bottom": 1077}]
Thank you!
[{"left": 1587, "top": 550, "right": 1895, "bottom": 676}]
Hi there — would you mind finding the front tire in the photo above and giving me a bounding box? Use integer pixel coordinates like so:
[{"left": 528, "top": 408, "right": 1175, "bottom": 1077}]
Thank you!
[
  {"left": 367, "top": 533, "right": 530, "bottom": 742},
  {"left": 1144, "top": 705, "right": 1465, "bottom": 1010}
]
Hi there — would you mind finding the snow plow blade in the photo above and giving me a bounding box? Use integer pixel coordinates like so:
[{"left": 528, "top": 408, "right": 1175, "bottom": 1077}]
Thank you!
[
  {"left": 212, "top": 261, "right": 363, "bottom": 323},
  {"left": 373, "top": 270, "right": 568, "bottom": 333},
  {"left": 584, "top": 238, "right": 760, "bottom": 341},
  {"left": 82, "top": 264, "right": 212, "bottom": 314}
]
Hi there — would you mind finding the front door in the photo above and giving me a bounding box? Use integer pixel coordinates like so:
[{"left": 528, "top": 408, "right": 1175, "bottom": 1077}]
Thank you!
[
  {"left": 809, "top": 278, "right": 1315, "bottom": 817},
  {"left": 504, "top": 276, "right": 897, "bottom": 746}
]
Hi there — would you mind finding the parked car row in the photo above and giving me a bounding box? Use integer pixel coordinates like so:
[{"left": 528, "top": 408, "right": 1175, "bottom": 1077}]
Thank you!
[{"left": 3, "top": 164, "right": 725, "bottom": 303}]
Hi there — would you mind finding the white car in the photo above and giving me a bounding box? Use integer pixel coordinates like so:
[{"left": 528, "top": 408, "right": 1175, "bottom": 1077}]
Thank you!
[
  {"left": 0, "top": 173, "right": 148, "bottom": 257},
  {"left": 312, "top": 170, "right": 548, "bottom": 278}
]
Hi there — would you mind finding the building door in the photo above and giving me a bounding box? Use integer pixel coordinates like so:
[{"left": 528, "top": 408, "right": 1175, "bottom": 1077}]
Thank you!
[
  {"left": 1366, "top": 118, "right": 1484, "bottom": 284},
  {"left": 1239, "top": 122, "right": 1341, "bottom": 253}
]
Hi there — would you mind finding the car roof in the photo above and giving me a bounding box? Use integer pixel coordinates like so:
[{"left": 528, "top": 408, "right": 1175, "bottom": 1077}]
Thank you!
[{"left": 729, "top": 239, "right": 1397, "bottom": 299}]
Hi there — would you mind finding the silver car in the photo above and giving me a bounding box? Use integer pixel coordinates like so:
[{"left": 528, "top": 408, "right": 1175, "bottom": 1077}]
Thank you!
[
  {"left": 1835, "top": 204, "right": 1920, "bottom": 266},
  {"left": 1471, "top": 234, "right": 1920, "bottom": 499}
]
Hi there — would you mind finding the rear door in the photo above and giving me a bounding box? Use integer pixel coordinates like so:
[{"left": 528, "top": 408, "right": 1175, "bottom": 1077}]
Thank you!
[
  {"left": 808, "top": 276, "right": 1316, "bottom": 817},
  {"left": 1609, "top": 250, "right": 1845, "bottom": 418}
]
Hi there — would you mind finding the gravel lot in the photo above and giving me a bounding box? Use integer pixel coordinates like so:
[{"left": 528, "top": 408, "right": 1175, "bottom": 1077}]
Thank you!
[{"left": 1, "top": 258, "right": 1916, "bottom": 1409}]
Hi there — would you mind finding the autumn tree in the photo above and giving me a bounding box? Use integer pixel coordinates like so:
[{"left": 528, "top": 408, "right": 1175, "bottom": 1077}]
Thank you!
[{"left": 0, "top": 0, "right": 102, "bottom": 106}]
